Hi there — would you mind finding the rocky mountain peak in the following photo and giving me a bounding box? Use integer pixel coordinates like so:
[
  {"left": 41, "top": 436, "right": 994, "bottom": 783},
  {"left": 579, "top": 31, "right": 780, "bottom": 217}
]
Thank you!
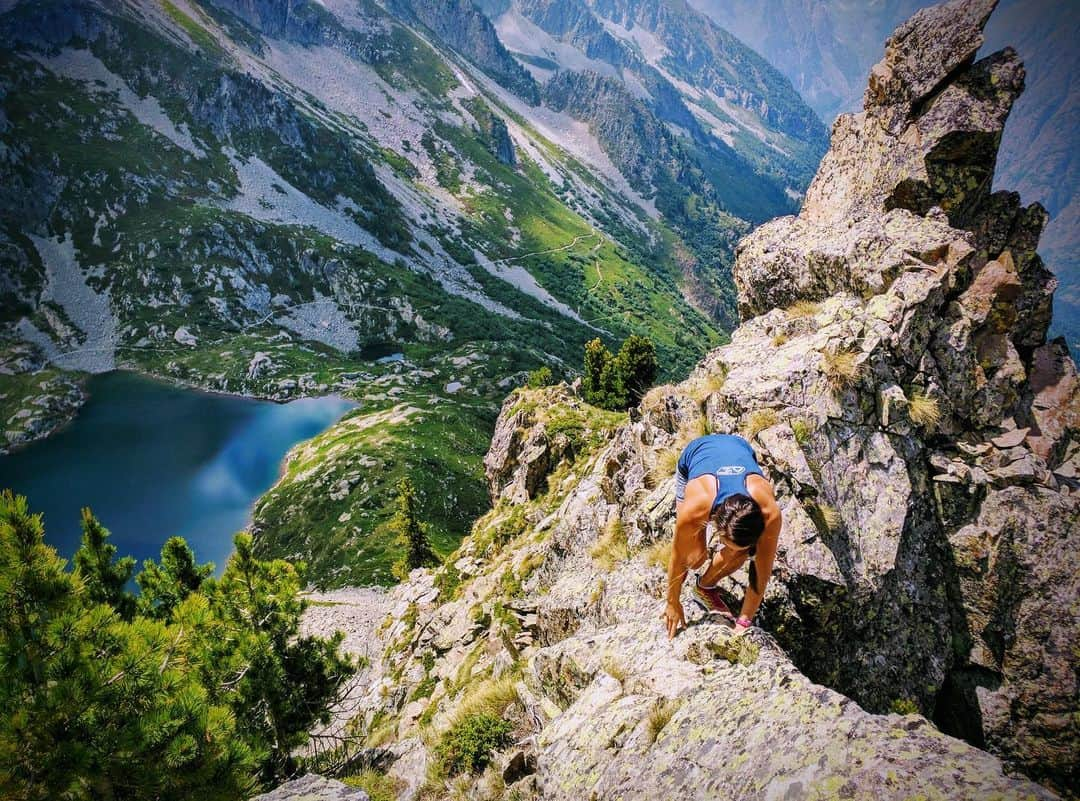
[
  {"left": 797, "top": 0, "right": 1021, "bottom": 229},
  {"left": 864, "top": 0, "right": 997, "bottom": 115}
]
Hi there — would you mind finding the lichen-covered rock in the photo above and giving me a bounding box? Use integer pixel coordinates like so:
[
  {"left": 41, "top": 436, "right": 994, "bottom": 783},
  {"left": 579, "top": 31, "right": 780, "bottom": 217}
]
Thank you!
[
  {"left": 943, "top": 487, "right": 1080, "bottom": 778},
  {"left": 321, "top": 420, "right": 1055, "bottom": 799},
  {"left": 533, "top": 612, "right": 1053, "bottom": 801},
  {"left": 249, "top": 773, "right": 368, "bottom": 801},
  {"left": 720, "top": 0, "right": 1079, "bottom": 793},
  {"left": 483, "top": 386, "right": 572, "bottom": 505},
  {"left": 805, "top": 0, "right": 1014, "bottom": 227}
]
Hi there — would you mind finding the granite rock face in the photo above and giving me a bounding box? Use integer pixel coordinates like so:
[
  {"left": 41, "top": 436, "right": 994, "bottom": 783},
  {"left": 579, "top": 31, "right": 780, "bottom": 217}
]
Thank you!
[
  {"left": 722, "top": 0, "right": 1078, "bottom": 793},
  {"left": 312, "top": 380, "right": 1059, "bottom": 800}
]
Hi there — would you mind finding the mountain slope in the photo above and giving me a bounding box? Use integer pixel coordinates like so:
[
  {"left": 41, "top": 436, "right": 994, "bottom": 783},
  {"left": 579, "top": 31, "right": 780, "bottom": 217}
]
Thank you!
[
  {"left": 686, "top": 0, "right": 922, "bottom": 124},
  {"left": 486, "top": 0, "right": 829, "bottom": 216},
  {"left": 0, "top": 0, "right": 724, "bottom": 585},
  {"left": 0, "top": 0, "right": 834, "bottom": 587},
  {"left": 475, "top": 0, "right": 831, "bottom": 325}
]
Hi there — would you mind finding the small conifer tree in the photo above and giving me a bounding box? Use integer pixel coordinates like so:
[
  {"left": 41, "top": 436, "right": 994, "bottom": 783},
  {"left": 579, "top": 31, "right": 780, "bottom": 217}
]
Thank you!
[
  {"left": 0, "top": 492, "right": 355, "bottom": 797},
  {"left": 0, "top": 491, "right": 255, "bottom": 801},
  {"left": 73, "top": 507, "right": 135, "bottom": 619},
  {"left": 614, "top": 334, "right": 657, "bottom": 408},
  {"left": 389, "top": 478, "right": 438, "bottom": 580},
  {"left": 582, "top": 338, "right": 610, "bottom": 404},
  {"left": 582, "top": 335, "right": 658, "bottom": 410},
  {"left": 206, "top": 533, "right": 355, "bottom": 784},
  {"left": 137, "top": 535, "right": 214, "bottom": 620}
]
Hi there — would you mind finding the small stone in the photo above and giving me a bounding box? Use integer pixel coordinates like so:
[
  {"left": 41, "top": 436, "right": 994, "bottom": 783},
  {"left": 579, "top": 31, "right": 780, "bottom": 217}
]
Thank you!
[
  {"left": 989, "top": 456, "right": 1037, "bottom": 487},
  {"left": 956, "top": 441, "right": 992, "bottom": 457},
  {"left": 1054, "top": 462, "right": 1078, "bottom": 479}
]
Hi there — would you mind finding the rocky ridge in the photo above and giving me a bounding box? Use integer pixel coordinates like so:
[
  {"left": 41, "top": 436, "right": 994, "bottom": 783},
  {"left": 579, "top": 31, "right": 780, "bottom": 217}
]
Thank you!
[{"left": 286, "top": 4, "right": 1078, "bottom": 798}]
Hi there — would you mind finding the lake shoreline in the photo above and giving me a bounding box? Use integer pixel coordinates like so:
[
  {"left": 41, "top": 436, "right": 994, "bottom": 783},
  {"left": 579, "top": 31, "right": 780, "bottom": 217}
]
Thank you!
[
  {"left": 1, "top": 362, "right": 362, "bottom": 457},
  {"left": 0, "top": 371, "right": 356, "bottom": 574}
]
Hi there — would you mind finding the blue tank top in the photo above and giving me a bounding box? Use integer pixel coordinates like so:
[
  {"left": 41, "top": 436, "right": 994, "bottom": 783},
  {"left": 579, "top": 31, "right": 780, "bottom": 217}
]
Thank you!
[{"left": 677, "top": 434, "right": 764, "bottom": 513}]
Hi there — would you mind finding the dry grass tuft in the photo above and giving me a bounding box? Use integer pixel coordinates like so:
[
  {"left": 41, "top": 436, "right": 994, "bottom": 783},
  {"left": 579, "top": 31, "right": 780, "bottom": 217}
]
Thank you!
[
  {"left": 641, "top": 383, "right": 679, "bottom": 412},
  {"left": 648, "top": 414, "right": 708, "bottom": 487},
  {"left": 689, "top": 414, "right": 710, "bottom": 439},
  {"left": 365, "top": 716, "right": 398, "bottom": 748},
  {"left": 602, "top": 655, "right": 627, "bottom": 684},
  {"left": 771, "top": 333, "right": 789, "bottom": 347},
  {"left": 906, "top": 390, "right": 942, "bottom": 430},
  {"left": 821, "top": 347, "right": 862, "bottom": 391},
  {"left": 650, "top": 446, "right": 681, "bottom": 488},
  {"left": 689, "top": 372, "right": 726, "bottom": 402},
  {"left": 447, "top": 675, "right": 519, "bottom": 731},
  {"left": 741, "top": 408, "right": 778, "bottom": 440},
  {"left": 342, "top": 769, "right": 405, "bottom": 801},
  {"left": 817, "top": 503, "right": 842, "bottom": 532},
  {"left": 646, "top": 698, "right": 682, "bottom": 744},
  {"left": 589, "top": 578, "right": 606, "bottom": 607},
  {"left": 786, "top": 300, "right": 821, "bottom": 318},
  {"left": 590, "top": 518, "right": 629, "bottom": 571},
  {"left": 517, "top": 550, "right": 545, "bottom": 581},
  {"left": 643, "top": 539, "right": 672, "bottom": 570}
]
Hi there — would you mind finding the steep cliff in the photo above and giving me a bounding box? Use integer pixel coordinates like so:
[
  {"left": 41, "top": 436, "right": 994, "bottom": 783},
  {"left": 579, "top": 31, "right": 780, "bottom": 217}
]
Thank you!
[
  {"left": 288, "top": 4, "right": 1078, "bottom": 798},
  {"left": 688, "top": 0, "right": 1080, "bottom": 354},
  {"left": 727, "top": 10, "right": 1078, "bottom": 792}
]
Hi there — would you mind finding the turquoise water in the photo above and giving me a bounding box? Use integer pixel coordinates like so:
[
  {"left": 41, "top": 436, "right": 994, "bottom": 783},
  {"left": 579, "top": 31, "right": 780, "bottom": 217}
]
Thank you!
[{"left": 0, "top": 371, "right": 353, "bottom": 573}]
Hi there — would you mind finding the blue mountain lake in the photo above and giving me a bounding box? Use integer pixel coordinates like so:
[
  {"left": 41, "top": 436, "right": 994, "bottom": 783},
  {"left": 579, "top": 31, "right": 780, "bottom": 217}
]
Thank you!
[{"left": 0, "top": 370, "right": 353, "bottom": 573}]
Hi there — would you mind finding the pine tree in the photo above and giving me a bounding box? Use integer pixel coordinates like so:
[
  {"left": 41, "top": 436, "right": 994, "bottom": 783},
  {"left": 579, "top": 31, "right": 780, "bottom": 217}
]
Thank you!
[
  {"left": 204, "top": 533, "right": 355, "bottom": 785},
  {"left": 137, "top": 535, "right": 214, "bottom": 620},
  {"left": 0, "top": 493, "right": 356, "bottom": 797},
  {"left": 582, "top": 335, "right": 658, "bottom": 411},
  {"left": 0, "top": 491, "right": 255, "bottom": 801},
  {"left": 389, "top": 477, "right": 438, "bottom": 581},
  {"left": 614, "top": 334, "right": 657, "bottom": 408},
  {"left": 526, "top": 365, "right": 553, "bottom": 388},
  {"left": 582, "top": 338, "right": 611, "bottom": 406},
  {"left": 73, "top": 507, "right": 135, "bottom": 619}
]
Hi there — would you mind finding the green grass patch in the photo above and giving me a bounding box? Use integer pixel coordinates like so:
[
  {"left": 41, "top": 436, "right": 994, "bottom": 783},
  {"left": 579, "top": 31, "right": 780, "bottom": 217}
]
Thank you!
[{"left": 162, "top": 0, "right": 225, "bottom": 59}]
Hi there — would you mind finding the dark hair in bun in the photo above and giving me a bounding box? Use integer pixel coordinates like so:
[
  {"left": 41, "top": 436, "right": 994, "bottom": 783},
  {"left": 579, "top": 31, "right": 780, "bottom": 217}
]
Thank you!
[{"left": 711, "top": 493, "right": 764, "bottom": 547}]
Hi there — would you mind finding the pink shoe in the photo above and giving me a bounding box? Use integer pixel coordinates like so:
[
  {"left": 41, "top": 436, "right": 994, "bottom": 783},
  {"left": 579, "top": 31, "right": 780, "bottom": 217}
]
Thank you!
[{"left": 690, "top": 577, "right": 734, "bottom": 619}]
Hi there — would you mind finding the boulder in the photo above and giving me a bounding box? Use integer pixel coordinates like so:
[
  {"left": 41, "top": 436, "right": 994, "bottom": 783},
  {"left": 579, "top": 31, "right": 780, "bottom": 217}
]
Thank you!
[{"left": 249, "top": 774, "right": 368, "bottom": 800}]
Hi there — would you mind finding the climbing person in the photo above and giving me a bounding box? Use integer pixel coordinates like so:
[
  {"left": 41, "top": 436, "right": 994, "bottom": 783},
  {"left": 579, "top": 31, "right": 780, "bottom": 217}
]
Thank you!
[{"left": 661, "top": 433, "right": 781, "bottom": 639}]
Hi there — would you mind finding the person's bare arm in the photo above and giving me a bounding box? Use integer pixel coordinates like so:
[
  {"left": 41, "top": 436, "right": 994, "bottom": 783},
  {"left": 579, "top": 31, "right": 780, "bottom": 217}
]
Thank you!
[
  {"left": 663, "top": 478, "right": 711, "bottom": 638},
  {"left": 737, "top": 476, "right": 782, "bottom": 626}
]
